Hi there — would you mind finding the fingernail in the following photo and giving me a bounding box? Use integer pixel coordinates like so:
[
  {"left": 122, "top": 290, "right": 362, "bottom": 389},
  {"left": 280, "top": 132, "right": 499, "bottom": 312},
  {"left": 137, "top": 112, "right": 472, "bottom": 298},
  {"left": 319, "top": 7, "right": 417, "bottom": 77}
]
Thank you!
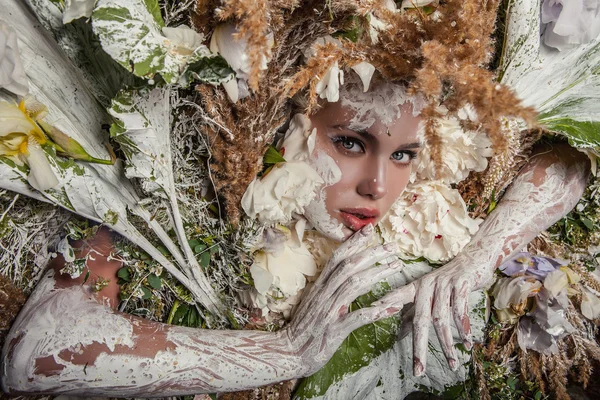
[
  {"left": 383, "top": 242, "right": 398, "bottom": 252},
  {"left": 448, "top": 358, "right": 457, "bottom": 371},
  {"left": 362, "top": 224, "right": 374, "bottom": 235},
  {"left": 414, "top": 360, "right": 424, "bottom": 377},
  {"left": 463, "top": 339, "right": 473, "bottom": 351}
]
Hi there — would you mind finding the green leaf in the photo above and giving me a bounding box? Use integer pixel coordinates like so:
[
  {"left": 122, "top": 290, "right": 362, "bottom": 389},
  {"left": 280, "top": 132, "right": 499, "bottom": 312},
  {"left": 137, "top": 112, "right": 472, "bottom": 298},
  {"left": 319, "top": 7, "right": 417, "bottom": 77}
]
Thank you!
[
  {"left": 180, "top": 55, "right": 235, "bottom": 86},
  {"left": 92, "top": 0, "right": 213, "bottom": 84},
  {"left": 200, "top": 251, "right": 211, "bottom": 270},
  {"left": 194, "top": 244, "right": 207, "bottom": 254},
  {"left": 580, "top": 216, "right": 595, "bottom": 230},
  {"left": 141, "top": 286, "right": 152, "bottom": 299},
  {"left": 499, "top": 0, "right": 600, "bottom": 154},
  {"left": 147, "top": 273, "right": 162, "bottom": 289},
  {"left": 294, "top": 282, "right": 399, "bottom": 399},
  {"left": 142, "top": 0, "right": 163, "bottom": 27},
  {"left": 117, "top": 267, "right": 131, "bottom": 282},
  {"left": 263, "top": 146, "right": 286, "bottom": 165},
  {"left": 82, "top": 270, "right": 90, "bottom": 285}
]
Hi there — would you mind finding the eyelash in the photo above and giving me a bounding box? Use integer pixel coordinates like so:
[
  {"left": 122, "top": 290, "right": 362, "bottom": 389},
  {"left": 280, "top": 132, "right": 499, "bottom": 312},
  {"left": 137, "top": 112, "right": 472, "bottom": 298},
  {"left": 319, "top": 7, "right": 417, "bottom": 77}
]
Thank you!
[{"left": 331, "top": 136, "right": 417, "bottom": 165}]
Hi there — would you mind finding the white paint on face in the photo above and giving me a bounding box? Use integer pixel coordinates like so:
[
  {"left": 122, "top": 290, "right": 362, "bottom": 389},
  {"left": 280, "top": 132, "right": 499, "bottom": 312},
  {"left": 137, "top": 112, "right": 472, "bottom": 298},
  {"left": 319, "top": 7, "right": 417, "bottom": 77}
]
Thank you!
[
  {"left": 340, "top": 83, "right": 425, "bottom": 132},
  {"left": 304, "top": 150, "right": 345, "bottom": 241}
]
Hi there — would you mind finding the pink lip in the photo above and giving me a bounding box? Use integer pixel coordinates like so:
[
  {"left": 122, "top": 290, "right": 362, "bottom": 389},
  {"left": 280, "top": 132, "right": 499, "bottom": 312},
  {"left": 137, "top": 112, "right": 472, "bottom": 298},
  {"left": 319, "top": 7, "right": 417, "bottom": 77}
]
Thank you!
[{"left": 339, "top": 208, "right": 380, "bottom": 231}]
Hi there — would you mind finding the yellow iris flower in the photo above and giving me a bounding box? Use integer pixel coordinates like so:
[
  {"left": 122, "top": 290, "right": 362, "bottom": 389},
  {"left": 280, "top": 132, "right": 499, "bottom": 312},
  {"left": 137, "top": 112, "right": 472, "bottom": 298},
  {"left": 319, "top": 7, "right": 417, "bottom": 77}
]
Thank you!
[{"left": 0, "top": 100, "right": 59, "bottom": 191}]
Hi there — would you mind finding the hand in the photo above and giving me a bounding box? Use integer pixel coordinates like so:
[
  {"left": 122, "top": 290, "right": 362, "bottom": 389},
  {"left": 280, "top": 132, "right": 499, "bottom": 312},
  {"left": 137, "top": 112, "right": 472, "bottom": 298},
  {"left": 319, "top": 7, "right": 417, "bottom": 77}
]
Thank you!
[
  {"left": 372, "top": 253, "right": 494, "bottom": 376},
  {"left": 283, "top": 224, "right": 404, "bottom": 376}
]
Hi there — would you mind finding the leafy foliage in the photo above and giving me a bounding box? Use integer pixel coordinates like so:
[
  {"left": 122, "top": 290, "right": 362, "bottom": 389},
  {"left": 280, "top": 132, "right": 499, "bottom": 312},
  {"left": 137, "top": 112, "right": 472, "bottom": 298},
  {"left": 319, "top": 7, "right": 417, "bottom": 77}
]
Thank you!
[{"left": 294, "top": 282, "right": 399, "bottom": 399}]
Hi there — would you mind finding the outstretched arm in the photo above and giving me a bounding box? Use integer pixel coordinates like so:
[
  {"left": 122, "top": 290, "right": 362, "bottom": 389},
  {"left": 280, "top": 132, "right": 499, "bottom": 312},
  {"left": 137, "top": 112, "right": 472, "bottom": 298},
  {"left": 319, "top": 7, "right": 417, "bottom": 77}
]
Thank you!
[
  {"left": 2, "top": 224, "right": 401, "bottom": 397},
  {"left": 371, "top": 142, "right": 591, "bottom": 375}
]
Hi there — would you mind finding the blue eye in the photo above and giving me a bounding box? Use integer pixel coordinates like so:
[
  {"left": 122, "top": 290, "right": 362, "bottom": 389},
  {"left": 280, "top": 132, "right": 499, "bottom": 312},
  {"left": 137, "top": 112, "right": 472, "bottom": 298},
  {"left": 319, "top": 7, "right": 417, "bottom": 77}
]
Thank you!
[
  {"left": 332, "top": 136, "right": 364, "bottom": 154},
  {"left": 391, "top": 151, "right": 416, "bottom": 164}
]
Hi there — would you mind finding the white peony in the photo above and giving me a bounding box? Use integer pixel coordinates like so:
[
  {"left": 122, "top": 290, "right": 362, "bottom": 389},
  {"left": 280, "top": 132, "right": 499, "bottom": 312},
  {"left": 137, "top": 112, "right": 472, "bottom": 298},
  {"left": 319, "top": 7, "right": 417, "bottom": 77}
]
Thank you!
[
  {"left": 379, "top": 180, "right": 482, "bottom": 262},
  {"left": 0, "top": 100, "right": 59, "bottom": 191},
  {"left": 541, "top": 0, "right": 600, "bottom": 50},
  {"left": 414, "top": 113, "right": 493, "bottom": 184},
  {"left": 241, "top": 162, "right": 324, "bottom": 225},
  {"left": 246, "top": 223, "right": 318, "bottom": 318},
  {"left": 62, "top": 0, "right": 95, "bottom": 24},
  {"left": 0, "top": 22, "right": 28, "bottom": 97},
  {"left": 210, "top": 23, "right": 273, "bottom": 103}
]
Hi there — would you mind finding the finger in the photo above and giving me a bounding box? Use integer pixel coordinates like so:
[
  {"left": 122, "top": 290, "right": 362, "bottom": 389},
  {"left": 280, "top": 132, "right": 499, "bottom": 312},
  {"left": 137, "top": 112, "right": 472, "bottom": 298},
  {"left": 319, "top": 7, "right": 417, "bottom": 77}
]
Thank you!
[
  {"left": 329, "top": 260, "right": 404, "bottom": 314},
  {"left": 338, "top": 303, "right": 401, "bottom": 338},
  {"left": 371, "top": 282, "right": 417, "bottom": 309},
  {"left": 413, "top": 277, "right": 435, "bottom": 377},
  {"left": 452, "top": 279, "right": 472, "bottom": 350},
  {"left": 318, "top": 224, "right": 375, "bottom": 284},
  {"left": 431, "top": 280, "right": 458, "bottom": 370},
  {"left": 326, "top": 242, "right": 399, "bottom": 292}
]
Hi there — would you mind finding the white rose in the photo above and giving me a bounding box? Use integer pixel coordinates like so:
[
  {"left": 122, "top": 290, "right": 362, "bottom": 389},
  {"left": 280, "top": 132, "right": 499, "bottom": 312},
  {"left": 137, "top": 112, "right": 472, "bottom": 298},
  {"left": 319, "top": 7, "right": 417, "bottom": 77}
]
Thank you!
[
  {"left": 0, "top": 100, "right": 59, "bottom": 191},
  {"left": 414, "top": 113, "right": 492, "bottom": 184},
  {"left": 241, "top": 161, "right": 324, "bottom": 225},
  {"left": 63, "top": 0, "right": 95, "bottom": 24},
  {"left": 379, "top": 180, "right": 482, "bottom": 262},
  {"left": 0, "top": 22, "right": 28, "bottom": 97},
  {"left": 401, "top": 0, "right": 436, "bottom": 8},
  {"left": 210, "top": 23, "right": 273, "bottom": 103}
]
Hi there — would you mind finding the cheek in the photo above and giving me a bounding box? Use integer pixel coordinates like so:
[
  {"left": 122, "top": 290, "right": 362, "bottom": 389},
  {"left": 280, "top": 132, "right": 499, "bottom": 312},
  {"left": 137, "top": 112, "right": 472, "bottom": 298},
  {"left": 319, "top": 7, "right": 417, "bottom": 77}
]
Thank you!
[{"left": 381, "top": 167, "right": 412, "bottom": 216}]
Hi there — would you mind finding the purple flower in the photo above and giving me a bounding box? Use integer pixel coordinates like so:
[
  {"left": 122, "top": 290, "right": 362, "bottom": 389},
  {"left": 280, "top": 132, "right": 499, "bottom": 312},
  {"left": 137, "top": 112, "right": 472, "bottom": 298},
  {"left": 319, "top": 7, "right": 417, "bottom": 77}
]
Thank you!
[
  {"left": 541, "top": 0, "right": 600, "bottom": 50},
  {"left": 499, "top": 252, "right": 567, "bottom": 279}
]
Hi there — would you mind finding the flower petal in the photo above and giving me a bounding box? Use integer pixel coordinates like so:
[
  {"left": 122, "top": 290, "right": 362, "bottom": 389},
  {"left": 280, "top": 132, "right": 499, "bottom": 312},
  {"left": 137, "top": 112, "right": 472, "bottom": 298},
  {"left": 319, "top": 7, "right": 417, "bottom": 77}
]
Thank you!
[
  {"left": 22, "top": 138, "right": 59, "bottom": 191},
  {"left": 63, "top": 0, "right": 95, "bottom": 24},
  {"left": 351, "top": 61, "right": 376, "bottom": 92}
]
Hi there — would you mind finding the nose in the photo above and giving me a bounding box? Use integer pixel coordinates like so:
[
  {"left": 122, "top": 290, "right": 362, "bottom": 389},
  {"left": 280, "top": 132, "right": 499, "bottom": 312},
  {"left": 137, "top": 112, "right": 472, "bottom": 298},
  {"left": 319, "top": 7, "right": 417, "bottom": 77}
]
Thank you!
[{"left": 357, "top": 158, "right": 388, "bottom": 200}]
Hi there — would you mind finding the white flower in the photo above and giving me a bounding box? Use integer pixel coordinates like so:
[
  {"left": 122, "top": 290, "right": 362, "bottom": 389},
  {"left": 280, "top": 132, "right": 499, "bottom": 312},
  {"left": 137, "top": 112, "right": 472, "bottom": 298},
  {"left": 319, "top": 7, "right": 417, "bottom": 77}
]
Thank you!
[
  {"left": 315, "top": 61, "right": 344, "bottom": 103},
  {"left": 351, "top": 62, "right": 376, "bottom": 93},
  {"left": 581, "top": 287, "right": 600, "bottom": 320},
  {"left": 379, "top": 180, "right": 482, "bottom": 262},
  {"left": 278, "top": 113, "right": 316, "bottom": 162},
  {"left": 492, "top": 276, "right": 542, "bottom": 311},
  {"left": 414, "top": 113, "right": 493, "bottom": 184},
  {"left": 163, "top": 25, "right": 205, "bottom": 56},
  {"left": 401, "top": 0, "right": 436, "bottom": 9},
  {"left": 541, "top": 0, "right": 600, "bottom": 50},
  {"left": 210, "top": 23, "right": 273, "bottom": 103},
  {"left": 246, "top": 226, "right": 318, "bottom": 318},
  {"left": 0, "top": 22, "right": 28, "bottom": 97},
  {"left": 0, "top": 100, "right": 59, "bottom": 191},
  {"left": 241, "top": 162, "right": 324, "bottom": 225},
  {"left": 63, "top": 0, "right": 95, "bottom": 24}
]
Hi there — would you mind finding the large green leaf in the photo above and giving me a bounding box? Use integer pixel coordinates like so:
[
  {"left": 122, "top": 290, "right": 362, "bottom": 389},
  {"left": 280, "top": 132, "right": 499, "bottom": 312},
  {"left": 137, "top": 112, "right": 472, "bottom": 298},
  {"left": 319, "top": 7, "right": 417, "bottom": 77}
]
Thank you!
[
  {"left": 92, "top": 0, "right": 228, "bottom": 85},
  {"left": 294, "top": 282, "right": 400, "bottom": 399},
  {"left": 499, "top": 0, "right": 600, "bottom": 154}
]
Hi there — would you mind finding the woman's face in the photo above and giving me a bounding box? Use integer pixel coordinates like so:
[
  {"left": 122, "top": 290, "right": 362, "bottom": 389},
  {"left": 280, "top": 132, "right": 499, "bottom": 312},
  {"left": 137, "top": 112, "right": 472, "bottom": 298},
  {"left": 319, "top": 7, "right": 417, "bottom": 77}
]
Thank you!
[{"left": 305, "top": 94, "right": 422, "bottom": 241}]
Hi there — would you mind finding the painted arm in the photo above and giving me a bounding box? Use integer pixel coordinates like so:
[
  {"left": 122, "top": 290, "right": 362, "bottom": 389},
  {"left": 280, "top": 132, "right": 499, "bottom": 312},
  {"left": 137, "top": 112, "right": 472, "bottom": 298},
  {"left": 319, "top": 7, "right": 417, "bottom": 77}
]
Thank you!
[
  {"left": 370, "top": 142, "right": 591, "bottom": 376},
  {"left": 1, "top": 224, "right": 401, "bottom": 397}
]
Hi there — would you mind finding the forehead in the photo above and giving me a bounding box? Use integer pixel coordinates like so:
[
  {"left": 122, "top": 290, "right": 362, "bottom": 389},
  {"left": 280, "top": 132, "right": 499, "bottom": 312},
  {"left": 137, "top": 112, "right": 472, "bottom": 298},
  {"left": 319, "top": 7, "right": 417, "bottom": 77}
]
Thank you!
[{"left": 310, "top": 88, "right": 423, "bottom": 143}]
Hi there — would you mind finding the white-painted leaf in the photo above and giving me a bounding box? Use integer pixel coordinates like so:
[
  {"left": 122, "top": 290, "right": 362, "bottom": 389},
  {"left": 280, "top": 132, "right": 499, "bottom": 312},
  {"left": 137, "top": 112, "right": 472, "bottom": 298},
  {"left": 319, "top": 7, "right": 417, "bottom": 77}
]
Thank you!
[
  {"left": 91, "top": 0, "right": 218, "bottom": 85},
  {"left": 500, "top": 0, "right": 600, "bottom": 154}
]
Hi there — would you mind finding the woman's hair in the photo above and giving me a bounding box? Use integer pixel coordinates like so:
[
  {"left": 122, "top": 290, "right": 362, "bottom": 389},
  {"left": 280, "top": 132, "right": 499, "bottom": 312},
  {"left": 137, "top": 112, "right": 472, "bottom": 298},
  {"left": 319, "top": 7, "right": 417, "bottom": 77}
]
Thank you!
[{"left": 192, "top": 0, "right": 537, "bottom": 223}]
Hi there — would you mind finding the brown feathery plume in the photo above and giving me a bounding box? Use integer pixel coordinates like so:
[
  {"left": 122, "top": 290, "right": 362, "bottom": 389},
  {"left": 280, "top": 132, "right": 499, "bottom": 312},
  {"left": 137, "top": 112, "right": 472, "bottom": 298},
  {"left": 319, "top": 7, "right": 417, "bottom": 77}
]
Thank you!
[
  {"left": 0, "top": 273, "right": 26, "bottom": 345},
  {"left": 216, "top": 0, "right": 274, "bottom": 91},
  {"left": 473, "top": 345, "right": 492, "bottom": 400},
  {"left": 546, "top": 354, "right": 570, "bottom": 400},
  {"left": 192, "top": 0, "right": 221, "bottom": 36}
]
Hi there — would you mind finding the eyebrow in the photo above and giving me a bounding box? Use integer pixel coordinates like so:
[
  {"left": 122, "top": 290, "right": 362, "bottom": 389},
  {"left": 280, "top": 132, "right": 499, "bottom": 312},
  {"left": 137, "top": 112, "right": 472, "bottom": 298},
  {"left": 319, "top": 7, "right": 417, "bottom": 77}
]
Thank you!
[{"left": 331, "top": 124, "right": 422, "bottom": 150}]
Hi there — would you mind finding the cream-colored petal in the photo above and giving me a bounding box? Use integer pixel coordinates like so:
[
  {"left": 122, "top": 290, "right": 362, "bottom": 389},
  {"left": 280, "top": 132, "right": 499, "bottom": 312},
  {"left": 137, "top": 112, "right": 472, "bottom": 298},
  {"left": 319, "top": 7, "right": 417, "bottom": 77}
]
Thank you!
[
  {"left": 351, "top": 61, "right": 376, "bottom": 92},
  {"left": 22, "top": 138, "right": 59, "bottom": 191}
]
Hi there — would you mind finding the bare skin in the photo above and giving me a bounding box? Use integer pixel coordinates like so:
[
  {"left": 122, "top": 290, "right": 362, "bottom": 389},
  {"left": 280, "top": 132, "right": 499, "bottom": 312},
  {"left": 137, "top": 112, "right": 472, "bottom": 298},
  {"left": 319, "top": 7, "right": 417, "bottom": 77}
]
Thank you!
[{"left": 1, "top": 144, "right": 589, "bottom": 395}]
